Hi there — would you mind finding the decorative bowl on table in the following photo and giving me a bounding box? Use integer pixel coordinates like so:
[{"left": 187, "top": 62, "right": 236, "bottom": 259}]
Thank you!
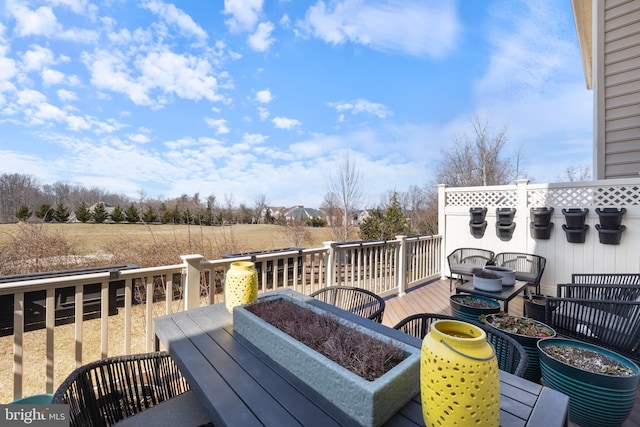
[
  {"left": 484, "top": 266, "right": 516, "bottom": 286},
  {"left": 472, "top": 269, "right": 503, "bottom": 292}
]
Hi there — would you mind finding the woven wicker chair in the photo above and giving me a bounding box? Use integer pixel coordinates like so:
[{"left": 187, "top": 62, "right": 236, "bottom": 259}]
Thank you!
[
  {"left": 52, "top": 352, "right": 209, "bottom": 427},
  {"left": 309, "top": 286, "right": 386, "bottom": 323},
  {"left": 393, "top": 313, "right": 528, "bottom": 378},
  {"left": 493, "top": 252, "right": 546, "bottom": 295},
  {"left": 447, "top": 248, "right": 496, "bottom": 291}
]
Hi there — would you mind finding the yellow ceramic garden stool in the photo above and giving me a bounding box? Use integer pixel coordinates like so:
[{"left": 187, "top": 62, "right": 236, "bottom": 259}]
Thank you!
[
  {"left": 224, "top": 261, "right": 258, "bottom": 312},
  {"left": 421, "top": 319, "right": 500, "bottom": 427}
]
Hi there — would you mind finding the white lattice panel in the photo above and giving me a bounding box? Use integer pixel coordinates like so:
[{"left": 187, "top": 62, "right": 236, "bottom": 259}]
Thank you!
[
  {"left": 446, "top": 190, "right": 517, "bottom": 207},
  {"left": 527, "top": 185, "right": 640, "bottom": 207}
]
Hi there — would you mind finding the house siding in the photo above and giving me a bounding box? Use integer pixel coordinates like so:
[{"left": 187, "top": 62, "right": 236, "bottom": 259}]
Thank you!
[{"left": 600, "top": 0, "right": 640, "bottom": 179}]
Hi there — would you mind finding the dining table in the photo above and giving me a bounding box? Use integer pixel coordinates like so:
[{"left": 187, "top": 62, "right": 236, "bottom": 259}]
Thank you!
[
  {"left": 455, "top": 279, "right": 529, "bottom": 312},
  {"left": 153, "top": 289, "right": 569, "bottom": 427}
]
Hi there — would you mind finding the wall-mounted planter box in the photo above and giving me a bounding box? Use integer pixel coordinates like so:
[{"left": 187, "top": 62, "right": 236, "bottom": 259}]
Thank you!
[
  {"left": 595, "top": 224, "right": 626, "bottom": 245},
  {"left": 530, "top": 222, "right": 554, "bottom": 240},
  {"left": 496, "top": 222, "right": 515, "bottom": 241},
  {"left": 496, "top": 208, "right": 516, "bottom": 225},
  {"left": 595, "top": 207, "right": 626, "bottom": 229},
  {"left": 562, "top": 224, "right": 588, "bottom": 243},
  {"left": 469, "top": 221, "right": 487, "bottom": 239},
  {"left": 469, "top": 207, "right": 487, "bottom": 224},
  {"left": 562, "top": 208, "right": 588, "bottom": 228},
  {"left": 530, "top": 207, "right": 554, "bottom": 226}
]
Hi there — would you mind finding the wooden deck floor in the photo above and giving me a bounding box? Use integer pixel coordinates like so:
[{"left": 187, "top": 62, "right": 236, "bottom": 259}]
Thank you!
[{"left": 381, "top": 279, "right": 640, "bottom": 427}]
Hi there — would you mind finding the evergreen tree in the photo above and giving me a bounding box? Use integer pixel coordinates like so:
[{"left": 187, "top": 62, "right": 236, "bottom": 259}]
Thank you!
[
  {"left": 142, "top": 206, "right": 157, "bottom": 223},
  {"left": 36, "top": 203, "right": 54, "bottom": 222},
  {"left": 15, "top": 204, "right": 32, "bottom": 222},
  {"left": 125, "top": 204, "right": 139, "bottom": 223},
  {"left": 75, "top": 202, "right": 92, "bottom": 223},
  {"left": 359, "top": 193, "right": 412, "bottom": 240},
  {"left": 53, "top": 202, "right": 70, "bottom": 223},
  {"left": 92, "top": 202, "right": 109, "bottom": 223},
  {"left": 111, "top": 205, "right": 125, "bottom": 223}
]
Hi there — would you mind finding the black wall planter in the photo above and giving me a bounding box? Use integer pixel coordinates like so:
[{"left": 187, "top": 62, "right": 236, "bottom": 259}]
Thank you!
[
  {"left": 595, "top": 207, "right": 626, "bottom": 245},
  {"left": 562, "top": 224, "right": 589, "bottom": 243},
  {"left": 469, "top": 221, "right": 487, "bottom": 239},
  {"left": 469, "top": 207, "right": 488, "bottom": 238},
  {"left": 530, "top": 207, "right": 553, "bottom": 239},
  {"left": 469, "top": 207, "right": 487, "bottom": 224},
  {"left": 495, "top": 208, "right": 516, "bottom": 241},
  {"left": 562, "top": 208, "right": 588, "bottom": 228},
  {"left": 561, "top": 208, "right": 589, "bottom": 243}
]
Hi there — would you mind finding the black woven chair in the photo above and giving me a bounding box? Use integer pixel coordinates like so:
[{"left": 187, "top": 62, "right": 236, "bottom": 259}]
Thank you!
[
  {"left": 52, "top": 352, "right": 210, "bottom": 427},
  {"left": 493, "top": 252, "right": 546, "bottom": 295},
  {"left": 309, "top": 286, "right": 385, "bottom": 323},
  {"left": 392, "top": 313, "right": 528, "bottom": 378},
  {"left": 447, "top": 248, "right": 495, "bottom": 291}
]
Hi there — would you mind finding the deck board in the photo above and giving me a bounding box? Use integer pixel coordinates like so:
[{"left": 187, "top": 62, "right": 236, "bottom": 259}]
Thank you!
[{"left": 381, "top": 279, "right": 640, "bottom": 427}]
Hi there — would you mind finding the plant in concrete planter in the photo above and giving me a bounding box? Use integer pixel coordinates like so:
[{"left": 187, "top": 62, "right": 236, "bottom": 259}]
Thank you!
[
  {"left": 538, "top": 338, "right": 640, "bottom": 427},
  {"left": 233, "top": 295, "right": 420, "bottom": 427},
  {"left": 472, "top": 268, "right": 503, "bottom": 292},
  {"left": 481, "top": 314, "right": 555, "bottom": 383}
]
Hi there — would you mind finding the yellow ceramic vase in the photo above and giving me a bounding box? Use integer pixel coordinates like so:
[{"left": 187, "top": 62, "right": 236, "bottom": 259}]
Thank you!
[
  {"left": 224, "top": 261, "right": 258, "bottom": 312},
  {"left": 421, "top": 319, "right": 500, "bottom": 427}
]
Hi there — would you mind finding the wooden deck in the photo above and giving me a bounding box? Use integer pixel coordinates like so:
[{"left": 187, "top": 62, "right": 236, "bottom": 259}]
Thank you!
[{"left": 381, "top": 279, "right": 640, "bottom": 427}]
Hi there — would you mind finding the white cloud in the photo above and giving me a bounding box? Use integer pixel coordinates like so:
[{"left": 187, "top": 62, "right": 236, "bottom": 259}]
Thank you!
[
  {"left": 205, "top": 117, "right": 230, "bottom": 135},
  {"left": 42, "top": 68, "right": 65, "bottom": 86},
  {"left": 298, "top": 0, "right": 460, "bottom": 58},
  {"left": 128, "top": 133, "right": 151, "bottom": 143},
  {"left": 57, "top": 89, "right": 77, "bottom": 101},
  {"left": 224, "top": 0, "right": 264, "bottom": 32},
  {"left": 21, "top": 45, "right": 55, "bottom": 72},
  {"left": 142, "top": 0, "right": 208, "bottom": 41},
  {"left": 242, "top": 132, "right": 267, "bottom": 145},
  {"left": 7, "top": 0, "right": 98, "bottom": 42},
  {"left": 257, "top": 106, "right": 270, "bottom": 120},
  {"left": 255, "top": 89, "right": 273, "bottom": 103},
  {"left": 248, "top": 21, "right": 275, "bottom": 51},
  {"left": 272, "top": 116, "right": 301, "bottom": 129},
  {"left": 330, "top": 99, "right": 392, "bottom": 119}
]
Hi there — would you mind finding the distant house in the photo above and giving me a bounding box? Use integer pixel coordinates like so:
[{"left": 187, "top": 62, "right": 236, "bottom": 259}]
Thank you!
[
  {"left": 282, "top": 206, "right": 323, "bottom": 222},
  {"left": 572, "top": 0, "right": 640, "bottom": 179}
]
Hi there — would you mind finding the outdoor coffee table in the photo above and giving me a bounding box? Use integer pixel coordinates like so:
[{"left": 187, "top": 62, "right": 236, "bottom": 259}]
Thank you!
[{"left": 455, "top": 279, "right": 528, "bottom": 312}]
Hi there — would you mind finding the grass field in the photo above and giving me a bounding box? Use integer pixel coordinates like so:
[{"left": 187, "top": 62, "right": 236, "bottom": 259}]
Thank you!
[{"left": 0, "top": 222, "right": 336, "bottom": 403}]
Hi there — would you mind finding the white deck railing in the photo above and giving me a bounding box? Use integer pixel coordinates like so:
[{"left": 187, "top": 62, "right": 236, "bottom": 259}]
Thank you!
[{"left": 0, "top": 234, "right": 441, "bottom": 401}]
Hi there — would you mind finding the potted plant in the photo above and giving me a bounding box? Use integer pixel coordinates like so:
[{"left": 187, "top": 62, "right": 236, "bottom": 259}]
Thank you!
[
  {"left": 522, "top": 294, "right": 546, "bottom": 322},
  {"left": 538, "top": 337, "right": 640, "bottom": 427},
  {"left": 481, "top": 314, "right": 555, "bottom": 383},
  {"left": 450, "top": 294, "right": 501, "bottom": 322},
  {"left": 233, "top": 294, "right": 420, "bottom": 427},
  {"left": 484, "top": 265, "right": 515, "bottom": 286},
  {"left": 472, "top": 268, "right": 503, "bottom": 292}
]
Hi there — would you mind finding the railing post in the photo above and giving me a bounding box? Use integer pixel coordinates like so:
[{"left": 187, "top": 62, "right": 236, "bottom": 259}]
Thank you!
[
  {"left": 323, "top": 241, "right": 337, "bottom": 287},
  {"left": 396, "top": 235, "right": 407, "bottom": 296},
  {"left": 438, "top": 183, "right": 447, "bottom": 280},
  {"left": 181, "top": 254, "right": 204, "bottom": 310}
]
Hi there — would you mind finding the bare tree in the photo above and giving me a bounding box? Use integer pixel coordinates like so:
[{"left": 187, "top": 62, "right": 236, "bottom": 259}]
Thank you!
[
  {"left": 559, "top": 164, "right": 592, "bottom": 182},
  {"left": 254, "top": 194, "right": 270, "bottom": 224},
  {"left": 436, "top": 115, "right": 522, "bottom": 187},
  {"left": 325, "top": 151, "right": 365, "bottom": 242}
]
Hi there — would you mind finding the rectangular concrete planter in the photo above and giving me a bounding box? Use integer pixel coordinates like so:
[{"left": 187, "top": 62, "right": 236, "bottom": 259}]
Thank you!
[{"left": 233, "top": 294, "right": 420, "bottom": 427}]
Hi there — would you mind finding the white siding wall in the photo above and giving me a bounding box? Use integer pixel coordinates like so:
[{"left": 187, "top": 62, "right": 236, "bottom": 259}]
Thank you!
[{"left": 440, "top": 178, "right": 640, "bottom": 296}]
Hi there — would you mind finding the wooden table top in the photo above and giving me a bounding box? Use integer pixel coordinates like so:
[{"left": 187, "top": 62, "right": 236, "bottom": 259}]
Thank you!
[{"left": 154, "top": 289, "right": 568, "bottom": 427}]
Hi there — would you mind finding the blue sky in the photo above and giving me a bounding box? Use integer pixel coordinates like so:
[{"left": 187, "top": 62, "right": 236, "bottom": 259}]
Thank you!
[{"left": 0, "top": 0, "right": 592, "bottom": 208}]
